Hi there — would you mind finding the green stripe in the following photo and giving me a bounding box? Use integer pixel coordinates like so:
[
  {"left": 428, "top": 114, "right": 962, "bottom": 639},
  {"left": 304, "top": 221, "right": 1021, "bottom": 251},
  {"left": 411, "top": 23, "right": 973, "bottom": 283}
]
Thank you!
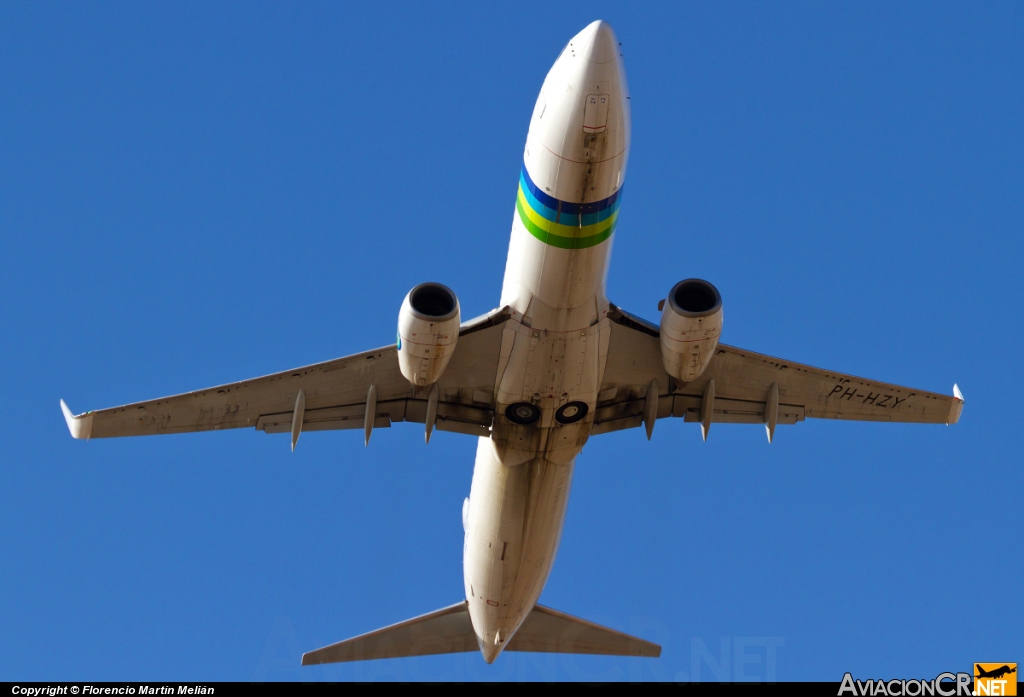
[{"left": 516, "top": 196, "right": 617, "bottom": 249}]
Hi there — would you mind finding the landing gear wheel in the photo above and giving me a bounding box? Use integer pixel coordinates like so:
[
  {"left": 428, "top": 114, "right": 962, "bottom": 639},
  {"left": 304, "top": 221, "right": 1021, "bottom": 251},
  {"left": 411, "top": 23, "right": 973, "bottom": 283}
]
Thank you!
[
  {"left": 555, "top": 401, "right": 589, "bottom": 424},
  {"left": 505, "top": 402, "right": 541, "bottom": 425}
]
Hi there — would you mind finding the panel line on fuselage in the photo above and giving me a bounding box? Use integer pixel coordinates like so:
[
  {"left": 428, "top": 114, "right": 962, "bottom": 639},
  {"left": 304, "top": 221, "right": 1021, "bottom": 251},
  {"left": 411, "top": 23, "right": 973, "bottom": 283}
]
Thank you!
[{"left": 542, "top": 143, "right": 628, "bottom": 166}]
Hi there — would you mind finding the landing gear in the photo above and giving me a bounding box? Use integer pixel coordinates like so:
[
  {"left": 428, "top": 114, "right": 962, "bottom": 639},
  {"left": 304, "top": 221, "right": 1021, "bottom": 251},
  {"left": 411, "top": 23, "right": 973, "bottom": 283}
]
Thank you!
[
  {"left": 555, "top": 401, "right": 588, "bottom": 424},
  {"left": 505, "top": 402, "right": 541, "bottom": 425}
]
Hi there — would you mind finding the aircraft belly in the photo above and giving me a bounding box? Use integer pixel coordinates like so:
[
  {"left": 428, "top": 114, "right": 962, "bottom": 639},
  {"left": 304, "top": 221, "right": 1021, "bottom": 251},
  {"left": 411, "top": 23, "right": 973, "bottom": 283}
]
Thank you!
[
  {"left": 501, "top": 216, "right": 613, "bottom": 313},
  {"left": 490, "top": 315, "right": 608, "bottom": 467},
  {"left": 464, "top": 438, "right": 575, "bottom": 654}
]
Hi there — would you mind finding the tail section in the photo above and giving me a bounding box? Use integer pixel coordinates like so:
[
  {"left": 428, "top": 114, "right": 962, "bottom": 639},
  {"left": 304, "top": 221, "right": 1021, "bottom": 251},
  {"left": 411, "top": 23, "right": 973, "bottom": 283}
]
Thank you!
[{"left": 301, "top": 601, "right": 660, "bottom": 665}]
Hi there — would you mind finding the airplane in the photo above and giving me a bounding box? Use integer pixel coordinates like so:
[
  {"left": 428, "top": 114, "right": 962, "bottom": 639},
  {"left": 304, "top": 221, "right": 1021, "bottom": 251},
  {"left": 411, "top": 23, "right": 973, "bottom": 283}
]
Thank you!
[
  {"left": 976, "top": 666, "right": 1017, "bottom": 680},
  {"left": 60, "top": 20, "right": 964, "bottom": 666}
]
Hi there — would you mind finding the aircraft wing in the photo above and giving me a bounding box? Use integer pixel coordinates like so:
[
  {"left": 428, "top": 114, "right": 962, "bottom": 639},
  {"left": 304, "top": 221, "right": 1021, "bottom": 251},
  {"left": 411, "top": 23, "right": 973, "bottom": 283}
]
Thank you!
[
  {"left": 593, "top": 304, "right": 964, "bottom": 438},
  {"left": 60, "top": 307, "right": 513, "bottom": 442}
]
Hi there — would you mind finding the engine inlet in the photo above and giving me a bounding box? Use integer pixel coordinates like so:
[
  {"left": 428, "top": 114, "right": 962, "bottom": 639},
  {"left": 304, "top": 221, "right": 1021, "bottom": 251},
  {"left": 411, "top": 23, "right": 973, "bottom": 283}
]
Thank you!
[
  {"left": 670, "top": 279, "right": 722, "bottom": 317},
  {"left": 408, "top": 283, "right": 459, "bottom": 320}
]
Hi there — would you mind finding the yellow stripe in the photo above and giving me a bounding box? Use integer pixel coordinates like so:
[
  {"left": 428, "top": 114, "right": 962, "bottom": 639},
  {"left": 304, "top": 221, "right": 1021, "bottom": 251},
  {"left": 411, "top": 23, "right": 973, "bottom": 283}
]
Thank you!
[{"left": 516, "top": 185, "right": 618, "bottom": 240}]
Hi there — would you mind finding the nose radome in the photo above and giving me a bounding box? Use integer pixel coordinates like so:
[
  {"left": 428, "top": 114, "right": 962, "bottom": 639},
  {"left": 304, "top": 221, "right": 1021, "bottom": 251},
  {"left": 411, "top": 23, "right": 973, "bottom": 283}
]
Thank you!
[{"left": 574, "top": 20, "right": 619, "bottom": 64}]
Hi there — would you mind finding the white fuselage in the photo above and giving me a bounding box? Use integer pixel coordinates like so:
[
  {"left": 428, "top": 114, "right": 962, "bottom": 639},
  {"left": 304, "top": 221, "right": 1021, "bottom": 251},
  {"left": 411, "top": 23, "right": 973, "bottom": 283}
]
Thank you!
[{"left": 462, "top": 21, "right": 630, "bottom": 663}]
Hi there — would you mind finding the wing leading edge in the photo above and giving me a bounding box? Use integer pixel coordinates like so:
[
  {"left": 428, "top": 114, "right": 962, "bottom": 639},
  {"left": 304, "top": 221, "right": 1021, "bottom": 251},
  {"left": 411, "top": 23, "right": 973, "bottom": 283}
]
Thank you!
[{"left": 594, "top": 304, "right": 964, "bottom": 438}]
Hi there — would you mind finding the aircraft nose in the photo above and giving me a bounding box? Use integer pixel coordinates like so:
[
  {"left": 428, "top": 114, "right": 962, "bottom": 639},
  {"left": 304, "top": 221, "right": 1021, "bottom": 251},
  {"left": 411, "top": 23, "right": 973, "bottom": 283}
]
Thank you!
[{"left": 575, "top": 19, "right": 619, "bottom": 65}]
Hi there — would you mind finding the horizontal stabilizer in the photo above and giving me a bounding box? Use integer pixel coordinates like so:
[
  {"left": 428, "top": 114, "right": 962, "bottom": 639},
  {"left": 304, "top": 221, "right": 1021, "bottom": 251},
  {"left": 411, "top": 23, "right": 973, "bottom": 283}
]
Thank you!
[
  {"left": 507, "top": 604, "right": 661, "bottom": 657},
  {"left": 300, "top": 601, "right": 660, "bottom": 665},
  {"left": 301, "top": 602, "right": 476, "bottom": 665}
]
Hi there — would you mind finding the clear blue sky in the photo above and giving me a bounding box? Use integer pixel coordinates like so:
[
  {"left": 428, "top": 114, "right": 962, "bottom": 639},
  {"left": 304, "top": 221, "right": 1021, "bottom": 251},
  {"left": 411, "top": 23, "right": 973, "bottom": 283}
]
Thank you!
[{"left": 1, "top": 1, "right": 1020, "bottom": 682}]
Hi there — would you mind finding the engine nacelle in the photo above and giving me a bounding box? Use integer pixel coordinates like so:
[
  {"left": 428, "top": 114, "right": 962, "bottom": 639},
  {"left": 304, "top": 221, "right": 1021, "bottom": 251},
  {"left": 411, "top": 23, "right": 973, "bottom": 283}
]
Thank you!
[
  {"left": 659, "top": 278, "right": 723, "bottom": 383},
  {"left": 397, "top": 282, "right": 461, "bottom": 387}
]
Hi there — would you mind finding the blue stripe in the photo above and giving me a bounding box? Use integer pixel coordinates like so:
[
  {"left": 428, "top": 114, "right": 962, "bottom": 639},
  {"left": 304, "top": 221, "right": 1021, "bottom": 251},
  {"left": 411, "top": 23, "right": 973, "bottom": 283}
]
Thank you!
[
  {"left": 519, "top": 172, "right": 620, "bottom": 227},
  {"left": 520, "top": 166, "right": 622, "bottom": 217}
]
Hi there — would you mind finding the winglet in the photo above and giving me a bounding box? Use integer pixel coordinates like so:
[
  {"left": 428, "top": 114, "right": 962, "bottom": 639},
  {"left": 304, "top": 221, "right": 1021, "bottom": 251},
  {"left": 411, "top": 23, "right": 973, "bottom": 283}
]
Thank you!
[
  {"left": 947, "top": 384, "right": 964, "bottom": 425},
  {"left": 60, "top": 400, "right": 94, "bottom": 440}
]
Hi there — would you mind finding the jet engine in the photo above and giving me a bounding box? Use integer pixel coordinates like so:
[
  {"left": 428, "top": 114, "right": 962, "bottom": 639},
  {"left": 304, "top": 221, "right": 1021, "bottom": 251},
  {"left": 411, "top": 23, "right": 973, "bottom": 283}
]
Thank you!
[
  {"left": 659, "top": 278, "right": 723, "bottom": 383},
  {"left": 397, "top": 282, "right": 461, "bottom": 387}
]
